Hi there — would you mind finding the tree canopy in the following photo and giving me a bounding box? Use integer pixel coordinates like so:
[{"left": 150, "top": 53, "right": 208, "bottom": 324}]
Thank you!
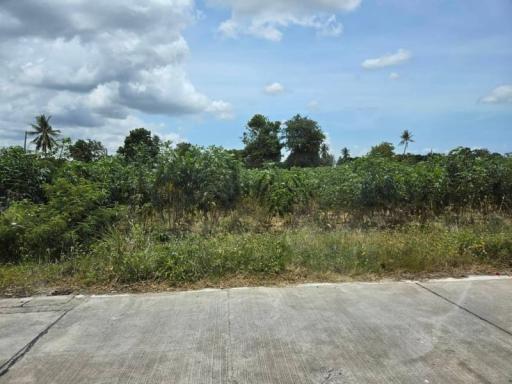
[
  {"left": 242, "top": 114, "right": 283, "bottom": 168},
  {"left": 283, "top": 114, "right": 326, "bottom": 167},
  {"left": 117, "top": 128, "right": 160, "bottom": 161},
  {"left": 368, "top": 142, "right": 395, "bottom": 158},
  {"left": 70, "top": 139, "right": 106, "bottom": 162}
]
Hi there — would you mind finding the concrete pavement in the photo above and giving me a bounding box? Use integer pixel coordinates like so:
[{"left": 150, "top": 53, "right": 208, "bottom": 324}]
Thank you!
[{"left": 0, "top": 277, "right": 511, "bottom": 383}]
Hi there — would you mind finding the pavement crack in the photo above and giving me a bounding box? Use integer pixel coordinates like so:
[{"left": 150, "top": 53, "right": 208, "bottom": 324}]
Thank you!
[
  {"left": 416, "top": 282, "right": 512, "bottom": 337},
  {"left": 0, "top": 302, "right": 80, "bottom": 377},
  {"left": 19, "top": 298, "right": 33, "bottom": 307}
]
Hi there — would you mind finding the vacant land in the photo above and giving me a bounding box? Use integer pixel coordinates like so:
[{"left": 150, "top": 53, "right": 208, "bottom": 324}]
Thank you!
[{"left": 1, "top": 143, "right": 511, "bottom": 296}]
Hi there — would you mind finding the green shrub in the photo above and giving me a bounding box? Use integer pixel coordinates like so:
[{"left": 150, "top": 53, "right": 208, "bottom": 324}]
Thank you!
[
  {"left": 0, "top": 178, "right": 122, "bottom": 263},
  {"left": 56, "top": 156, "right": 154, "bottom": 206},
  {"left": 243, "top": 167, "right": 312, "bottom": 216},
  {"left": 154, "top": 146, "right": 241, "bottom": 214},
  {"left": 0, "top": 147, "right": 55, "bottom": 207}
]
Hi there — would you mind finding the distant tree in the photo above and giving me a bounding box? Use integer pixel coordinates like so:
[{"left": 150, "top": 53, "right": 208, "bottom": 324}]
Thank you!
[
  {"left": 337, "top": 147, "right": 351, "bottom": 165},
  {"left": 283, "top": 114, "right": 326, "bottom": 167},
  {"left": 242, "top": 114, "right": 283, "bottom": 168},
  {"left": 118, "top": 128, "right": 160, "bottom": 161},
  {"left": 28, "top": 115, "right": 60, "bottom": 154},
  {"left": 319, "top": 143, "right": 335, "bottom": 166},
  {"left": 368, "top": 142, "right": 395, "bottom": 158},
  {"left": 175, "top": 142, "right": 193, "bottom": 157},
  {"left": 399, "top": 130, "right": 414, "bottom": 155},
  {"left": 70, "top": 139, "right": 106, "bottom": 162}
]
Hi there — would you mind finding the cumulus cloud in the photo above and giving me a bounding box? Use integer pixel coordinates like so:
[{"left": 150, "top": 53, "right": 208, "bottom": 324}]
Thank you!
[
  {"left": 264, "top": 82, "right": 285, "bottom": 95},
  {"left": 0, "top": 0, "right": 231, "bottom": 149},
  {"left": 479, "top": 84, "right": 512, "bottom": 104},
  {"left": 389, "top": 72, "right": 400, "bottom": 80},
  {"left": 206, "top": 100, "right": 235, "bottom": 120},
  {"left": 210, "top": 0, "right": 362, "bottom": 41},
  {"left": 362, "top": 49, "right": 412, "bottom": 69}
]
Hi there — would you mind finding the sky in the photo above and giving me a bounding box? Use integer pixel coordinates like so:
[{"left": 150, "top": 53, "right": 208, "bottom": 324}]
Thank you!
[{"left": 0, "top": 0, "right": 511, "bottom": 156}]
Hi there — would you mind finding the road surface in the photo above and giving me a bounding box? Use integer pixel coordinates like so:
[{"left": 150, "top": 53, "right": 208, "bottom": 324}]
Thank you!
[{"left": 1, "top": 277, "right": 511, "bottom": 383}]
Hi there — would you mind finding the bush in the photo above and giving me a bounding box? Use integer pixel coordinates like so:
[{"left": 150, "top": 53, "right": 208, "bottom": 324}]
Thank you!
[
  {"left": 0, "top": 178, "right": 122, "bottom": 262},
  {"left": 242, "top": 167, "right": 312, "bottom": 216},
  {"left": 0, "top": 147, "right": 55, "bottom": 207},
  {"left": 153, "top": 146, "right": 241, "bottom": 214},
  {"left": 55, "top": 156, "right": 154, "bottom": 206},
  {"left": 240, "top": 153, "right": 512, "bottom": 216}
]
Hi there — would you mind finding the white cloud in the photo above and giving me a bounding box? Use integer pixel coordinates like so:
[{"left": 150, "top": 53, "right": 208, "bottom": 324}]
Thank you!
[
  {"left": 206, "top": 100, "right": 235, "bottom": 120},
  {"left": 479, "top": 84, "right": 512, "bottom": 104},
  {"left": 0, "top": 0, "right": 231, "bottom": 147},
  {"left": 389, "top": 72, "right": 400, "bottom": 80},
  {"left": 264, "top": 82, "right": 285, "bottom": 95},
  {"left": 362, "top": 49, "right": 412, "bottom": 69},
  {"left": 211, "top": 0, "right": 361, "bottom": 41}
]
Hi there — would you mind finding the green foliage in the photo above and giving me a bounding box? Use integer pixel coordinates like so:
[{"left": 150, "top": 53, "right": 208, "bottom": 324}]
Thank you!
[
  {"left": 368, "top": 142, "right": 395, "bottom": 158},
  {"left": 241, "top": 153, "right": 512, "bottom": 214},
  {"left": 69, "top": 139, "right": 106, "bottom": 162},
  {"left": 117, "top": 128, "right": 160, "bottom": 162},
  {"left": 242, "top": 114, "right": 283, "bottom": 168},
  {"left": 283, "top": 114, "right": 326, "bottom": 167},
  {"left": 0, "top": 147, "right": 54, "bottom": 206},
  {"left": 154, "top": 145, "right": 241, "bottom": 214},
  {"left": 55, "top": 155, "right": 155, "bottom": 206},
  {"left": 443, "top": 147, "right": 512, "bottom": 209},
  {"left": 0, "top": 178, "right": 122, "bottom": 262},
  {"left": 243, "top": 167, "right": 312, "bottom": 216}
]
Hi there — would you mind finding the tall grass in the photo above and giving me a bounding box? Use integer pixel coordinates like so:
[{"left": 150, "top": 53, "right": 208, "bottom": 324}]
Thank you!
[{"left": 3, "top": 215, "right": 507, "bottom": 292}]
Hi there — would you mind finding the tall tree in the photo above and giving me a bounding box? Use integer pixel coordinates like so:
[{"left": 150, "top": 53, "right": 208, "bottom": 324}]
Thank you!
[
  {"left": 118, "top": 128, "right": 160, "bottom": 161},
  {"left": 337, "top": 147, "right": 351, "bottom": 165},
  {"left": 70, "top": 139, "right": 106, "bottom": 162},
  {"left": 283, "top": 114, "right": 326, "bottom": 167},
  {"left": 28, "top": 114, "right": 60, "bottom": 154},
  {"left": 399, "top": 130, "right": 414, "bottom": 155},
  {"left": 242, "top": 114, "right": 282, "bottom": 168}
]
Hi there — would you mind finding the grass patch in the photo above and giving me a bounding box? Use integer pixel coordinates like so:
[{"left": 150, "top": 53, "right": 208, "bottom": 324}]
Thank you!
[{"left": 1, "top": 218, "right": 510, "bottom": 296}]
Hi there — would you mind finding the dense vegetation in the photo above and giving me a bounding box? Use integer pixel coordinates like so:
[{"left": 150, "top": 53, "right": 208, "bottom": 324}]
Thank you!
[{"left": 1, "top": 114, "right": 511, "bottom": 294}]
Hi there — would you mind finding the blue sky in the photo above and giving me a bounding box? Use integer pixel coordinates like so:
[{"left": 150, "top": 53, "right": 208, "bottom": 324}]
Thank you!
[{"left": 0, "top": 0, "right": 511, "bottom": 155}]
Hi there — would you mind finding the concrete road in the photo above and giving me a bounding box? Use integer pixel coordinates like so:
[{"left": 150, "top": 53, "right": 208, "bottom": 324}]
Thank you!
[{"left": 0, "top": 277, "right": 511, "bottom": 383}]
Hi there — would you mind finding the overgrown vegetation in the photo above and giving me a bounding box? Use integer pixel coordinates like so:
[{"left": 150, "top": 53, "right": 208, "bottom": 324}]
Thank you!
[{"left": 1, "top": 115, "right": 511, "bottom": 295}]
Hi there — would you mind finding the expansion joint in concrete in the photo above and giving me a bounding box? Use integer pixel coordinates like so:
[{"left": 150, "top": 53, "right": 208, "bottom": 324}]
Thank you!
[
  {"left": 0, "top": 303, "right": 79, "bottom": 377},
  {"left": 415, "top": 282, "right": 512, "bottom": 338}
]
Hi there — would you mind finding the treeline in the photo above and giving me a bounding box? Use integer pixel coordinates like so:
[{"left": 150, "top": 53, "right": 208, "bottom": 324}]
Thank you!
[{"left": 18, "top": 113, "right": 433, "bottom": 168}]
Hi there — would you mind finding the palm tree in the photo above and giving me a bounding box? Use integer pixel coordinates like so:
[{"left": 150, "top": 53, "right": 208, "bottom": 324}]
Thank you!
[
  {"left": 399, "top": 129, "right": 414, "bottom": 155},
  {"left": 28, "top": 115, "right": 60, "bottom": 154},
  {"left": 341, "top": 147, "right": 350, "bottom": 161}
]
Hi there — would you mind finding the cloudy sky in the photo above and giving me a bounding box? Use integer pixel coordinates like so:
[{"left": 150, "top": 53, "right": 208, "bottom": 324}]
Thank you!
[{"left": 0, "top": 0, "right": 511, "bottom": 155}]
